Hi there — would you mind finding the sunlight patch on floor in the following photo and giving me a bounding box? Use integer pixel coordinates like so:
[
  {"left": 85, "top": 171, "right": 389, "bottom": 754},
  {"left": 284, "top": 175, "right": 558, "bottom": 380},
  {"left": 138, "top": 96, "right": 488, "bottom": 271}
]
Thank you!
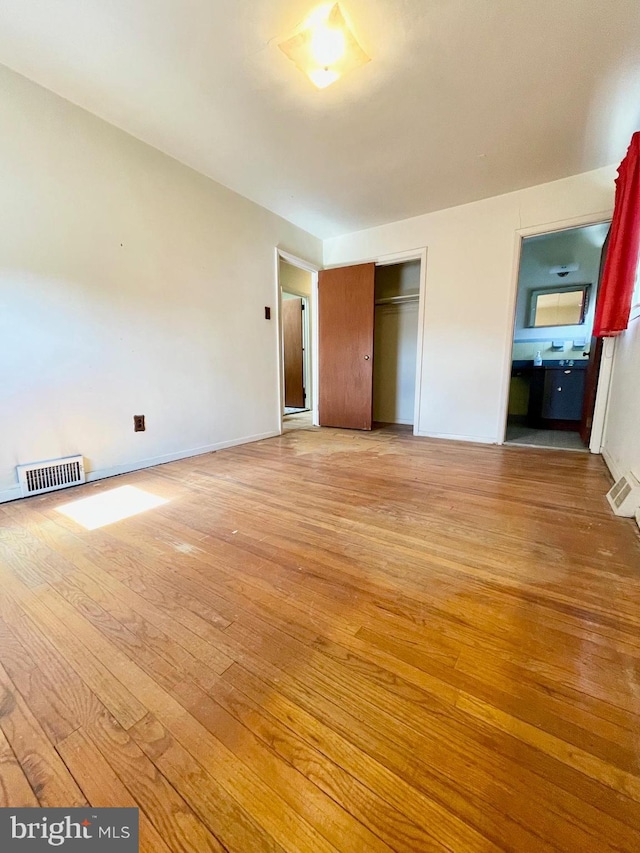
[{"left": 56, "top": 485, "right": 168, "bottom": 530}]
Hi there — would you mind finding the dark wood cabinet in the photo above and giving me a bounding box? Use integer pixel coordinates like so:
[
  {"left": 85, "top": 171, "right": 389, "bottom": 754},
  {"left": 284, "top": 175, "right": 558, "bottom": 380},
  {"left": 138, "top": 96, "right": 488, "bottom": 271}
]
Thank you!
[
  {"left": 541, "top": 368, "right": 586, "bottom": 421},
  {"left": 511, "top": 361, "right": 587, "bottom": 429}
]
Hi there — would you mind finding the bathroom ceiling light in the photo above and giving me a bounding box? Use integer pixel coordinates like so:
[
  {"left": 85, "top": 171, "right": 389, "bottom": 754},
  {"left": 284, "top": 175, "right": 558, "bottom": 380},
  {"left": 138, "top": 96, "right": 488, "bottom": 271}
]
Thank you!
[
  {"left": 279, "top": 3, "right": 370, "bottom": 89},
  {"left": 550, "top": 263, "right": 579, "bottom": 277}
]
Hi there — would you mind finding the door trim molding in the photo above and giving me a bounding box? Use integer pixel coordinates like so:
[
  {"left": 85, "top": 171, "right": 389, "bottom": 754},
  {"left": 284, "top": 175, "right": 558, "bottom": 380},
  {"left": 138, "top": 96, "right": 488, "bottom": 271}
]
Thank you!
[{"left": 591, "top": 336, "right": 617, "bottom": 453}]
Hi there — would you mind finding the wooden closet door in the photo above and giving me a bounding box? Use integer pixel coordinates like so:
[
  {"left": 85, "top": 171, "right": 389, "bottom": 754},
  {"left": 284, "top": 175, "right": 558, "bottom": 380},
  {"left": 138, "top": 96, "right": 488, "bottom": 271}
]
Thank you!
[{"left": 318, "top": 263, "right": 375, "bottom": 429}]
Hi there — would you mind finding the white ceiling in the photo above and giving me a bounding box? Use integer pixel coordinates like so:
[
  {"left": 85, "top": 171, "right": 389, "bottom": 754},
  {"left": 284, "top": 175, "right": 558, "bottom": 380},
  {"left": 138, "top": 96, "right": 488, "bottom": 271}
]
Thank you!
[{"left": 0, "top": 1, "right": 639, "bottom": 238}]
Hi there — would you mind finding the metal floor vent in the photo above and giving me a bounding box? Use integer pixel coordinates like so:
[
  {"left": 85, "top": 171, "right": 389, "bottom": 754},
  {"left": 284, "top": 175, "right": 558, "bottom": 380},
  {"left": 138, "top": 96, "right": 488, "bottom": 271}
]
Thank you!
[
  {"left": 17, "top": 455, "right": 85, "bottom": 497},
  {"left": 606, "top": 470, "right": 640, "bottom": 518}
]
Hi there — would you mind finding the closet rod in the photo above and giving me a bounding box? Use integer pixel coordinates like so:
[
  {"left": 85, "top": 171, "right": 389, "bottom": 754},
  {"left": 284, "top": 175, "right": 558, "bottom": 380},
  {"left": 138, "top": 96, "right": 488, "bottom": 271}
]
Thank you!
[{"left": 374, "top": 294, "right": 419, "bottom": 305}]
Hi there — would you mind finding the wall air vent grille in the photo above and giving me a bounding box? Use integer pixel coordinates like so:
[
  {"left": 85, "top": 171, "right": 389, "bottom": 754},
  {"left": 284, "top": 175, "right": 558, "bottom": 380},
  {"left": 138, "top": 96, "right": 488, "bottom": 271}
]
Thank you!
[
  {"left": 606, "top": 471, "right": 640, "bottom": 518},
  {"left": 17, "top": 456, "right": 85, "bottom": 497},
  {"left": 614, "top": 482, "right": 632, "bottom": 508}
]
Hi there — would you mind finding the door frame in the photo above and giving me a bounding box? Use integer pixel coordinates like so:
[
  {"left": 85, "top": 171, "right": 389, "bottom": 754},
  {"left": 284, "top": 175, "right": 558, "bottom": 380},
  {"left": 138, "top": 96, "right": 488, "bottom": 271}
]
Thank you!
[
  {"left": 275, "top": 249, "right": 320, "bottom": 432},
  {"left": 497, "top": 211, "right": 615, "bottom": 452},
  {"left": 323, "top": 248, "right": 428, "bottom": 435}
]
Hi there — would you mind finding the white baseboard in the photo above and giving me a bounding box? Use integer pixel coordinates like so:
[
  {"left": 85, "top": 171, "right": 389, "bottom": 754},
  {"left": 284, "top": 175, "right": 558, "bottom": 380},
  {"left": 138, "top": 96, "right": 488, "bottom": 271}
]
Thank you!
[
  {"left": 85, "top": 430, "right": 280, "bottom": 483},
  {"left": 0, "top": 485, "right": 22, "bottom": 504},
  {"left": 601, "top": 448, "right": 622, "bottom": 483},
  {"left": 414, "top": 430, "right": 496, "bottom": 444},
  {"left": 0, "top": 430, "right": 279, "bottom": 505}
]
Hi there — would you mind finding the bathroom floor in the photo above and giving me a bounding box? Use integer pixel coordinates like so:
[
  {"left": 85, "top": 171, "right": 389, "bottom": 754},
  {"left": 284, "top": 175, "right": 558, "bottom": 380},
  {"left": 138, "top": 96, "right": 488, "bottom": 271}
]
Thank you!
[{"left": 505, "top": 424, "right": 588, "bottom": 451}]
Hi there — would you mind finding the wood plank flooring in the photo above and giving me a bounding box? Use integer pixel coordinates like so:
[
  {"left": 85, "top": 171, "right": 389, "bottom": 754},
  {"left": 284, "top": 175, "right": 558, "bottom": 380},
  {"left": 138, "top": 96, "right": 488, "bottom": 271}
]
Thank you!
[{"left": 0, "top": 423, "right": 639, "bottom": 852}]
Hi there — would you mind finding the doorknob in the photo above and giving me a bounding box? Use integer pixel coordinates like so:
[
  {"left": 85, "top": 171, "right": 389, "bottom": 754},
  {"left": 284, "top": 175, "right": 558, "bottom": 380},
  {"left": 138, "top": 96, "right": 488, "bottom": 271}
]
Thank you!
[{"left": 364, "top": 355, "right": 370, "bottom": 360}]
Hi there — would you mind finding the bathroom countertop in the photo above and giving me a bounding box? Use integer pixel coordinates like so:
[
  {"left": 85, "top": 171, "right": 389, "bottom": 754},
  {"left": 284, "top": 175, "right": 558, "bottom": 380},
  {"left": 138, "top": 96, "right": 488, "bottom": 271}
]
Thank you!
[{"left": 512, "top": 359, "right": 589, "bottom": 370}]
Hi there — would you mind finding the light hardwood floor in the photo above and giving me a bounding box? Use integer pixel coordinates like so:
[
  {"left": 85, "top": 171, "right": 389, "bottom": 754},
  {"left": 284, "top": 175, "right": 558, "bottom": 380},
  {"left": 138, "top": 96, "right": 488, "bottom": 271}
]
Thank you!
[{"left": 0, "top": 425, "right": 639, "bottom": 852}]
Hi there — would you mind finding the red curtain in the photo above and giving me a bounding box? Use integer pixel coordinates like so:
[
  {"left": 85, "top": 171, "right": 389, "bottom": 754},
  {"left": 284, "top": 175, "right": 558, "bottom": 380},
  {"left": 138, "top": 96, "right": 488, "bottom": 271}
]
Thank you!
[{"left": 594, "top": 131, "right": 640, "bottom": 336}]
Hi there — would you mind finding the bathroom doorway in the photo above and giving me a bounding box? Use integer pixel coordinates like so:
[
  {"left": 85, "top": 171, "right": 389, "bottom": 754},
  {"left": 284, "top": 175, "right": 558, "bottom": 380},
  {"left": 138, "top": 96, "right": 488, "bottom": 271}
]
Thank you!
[{"left": 505, "top": 222, "right": 610, "bottom": 451}]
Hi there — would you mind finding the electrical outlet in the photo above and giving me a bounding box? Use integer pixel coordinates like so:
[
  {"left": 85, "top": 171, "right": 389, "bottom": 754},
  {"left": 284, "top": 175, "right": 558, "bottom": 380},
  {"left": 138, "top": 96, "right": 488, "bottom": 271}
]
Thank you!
[{"left": 134, "top": 415, "right": 145, "bottom": 432}]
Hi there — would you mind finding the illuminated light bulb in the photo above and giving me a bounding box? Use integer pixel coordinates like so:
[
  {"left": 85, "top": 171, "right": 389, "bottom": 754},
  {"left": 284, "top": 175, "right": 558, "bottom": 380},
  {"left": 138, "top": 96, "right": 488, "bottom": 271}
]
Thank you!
[
  {"left": 279, "top": 3, "right": 370, "bottom": 90},
  {"left": 308, "top": 68, "right": 341, "bottom": 89},
  {"left": 305, "top": 3, "right": 333, "bottom": 29},
  {"left": 310, "top": 25, "right": 346, "bottom": 66}
]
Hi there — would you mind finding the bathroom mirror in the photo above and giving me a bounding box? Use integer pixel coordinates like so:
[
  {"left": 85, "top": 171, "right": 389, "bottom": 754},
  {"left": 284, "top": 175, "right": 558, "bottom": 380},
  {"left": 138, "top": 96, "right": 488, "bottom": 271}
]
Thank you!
[{"left": 528, "top": 284, "right": 590, "bottom": 328}]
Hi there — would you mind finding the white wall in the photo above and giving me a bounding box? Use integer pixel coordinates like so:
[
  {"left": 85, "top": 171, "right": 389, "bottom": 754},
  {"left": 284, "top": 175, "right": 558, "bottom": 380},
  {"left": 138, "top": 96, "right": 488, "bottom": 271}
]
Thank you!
[
  {"left": 0, "top": 65, "right": 321, "bottom": 501},
  {"left": 602, "top": 317, "right": 640, "bottom": 481},
  {"left": 324, "top": 167, "right": 615, "bottom": 443}
]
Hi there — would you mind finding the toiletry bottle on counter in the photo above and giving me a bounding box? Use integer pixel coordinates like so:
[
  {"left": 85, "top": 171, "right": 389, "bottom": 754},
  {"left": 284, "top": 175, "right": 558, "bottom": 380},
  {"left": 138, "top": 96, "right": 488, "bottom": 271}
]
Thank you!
[{"left": 534, "top": 351, "right": 542, "bottom": 367}]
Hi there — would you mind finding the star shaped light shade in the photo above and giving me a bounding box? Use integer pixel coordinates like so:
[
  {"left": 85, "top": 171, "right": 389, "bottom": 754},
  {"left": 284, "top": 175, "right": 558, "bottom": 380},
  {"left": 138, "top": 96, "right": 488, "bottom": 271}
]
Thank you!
[{"left": 279, "top": 3, "right": 370, "bottom": 89}]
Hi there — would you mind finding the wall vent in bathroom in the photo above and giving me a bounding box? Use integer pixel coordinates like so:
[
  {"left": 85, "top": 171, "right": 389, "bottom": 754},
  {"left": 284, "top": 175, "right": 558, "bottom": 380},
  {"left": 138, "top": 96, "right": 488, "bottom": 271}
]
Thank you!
[
  {"left": 16, "top": 455, "right": 86, "bottom": 498},
  {"left": 606, "top": 470, "right": 640, "bottom": 518}
]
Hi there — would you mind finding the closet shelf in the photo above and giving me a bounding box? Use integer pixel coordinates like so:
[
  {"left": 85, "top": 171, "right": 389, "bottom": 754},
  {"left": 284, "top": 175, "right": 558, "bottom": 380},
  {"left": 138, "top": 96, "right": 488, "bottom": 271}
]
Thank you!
[{"left": 374, "top": 294, "right": 419, "bottom": 305}]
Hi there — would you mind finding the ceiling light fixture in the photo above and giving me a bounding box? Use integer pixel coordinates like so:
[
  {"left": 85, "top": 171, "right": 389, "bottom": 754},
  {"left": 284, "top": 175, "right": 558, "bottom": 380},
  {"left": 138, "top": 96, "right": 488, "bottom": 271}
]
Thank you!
[
  {"left": 550, "top": 263, "right": 579, "bottom": 277},
  {"left": 279, "top": 3, "right": 370, "bottom": 90}
]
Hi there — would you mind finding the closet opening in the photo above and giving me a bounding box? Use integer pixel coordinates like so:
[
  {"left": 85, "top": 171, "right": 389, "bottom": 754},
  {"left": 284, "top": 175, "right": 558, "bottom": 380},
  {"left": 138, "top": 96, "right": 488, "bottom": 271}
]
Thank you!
[
  {"left": 373, "top": 260, "right": 421, "bottom": 429},
  {"left": 317, "top": 252, "right": 425, "bottom": 432}
]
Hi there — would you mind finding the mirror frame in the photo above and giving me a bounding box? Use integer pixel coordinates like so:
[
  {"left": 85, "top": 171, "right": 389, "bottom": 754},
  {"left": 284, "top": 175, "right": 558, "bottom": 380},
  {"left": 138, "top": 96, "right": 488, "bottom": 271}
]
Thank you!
[{"left": 527, "top": 283, "right": 591, "bottom": 329}]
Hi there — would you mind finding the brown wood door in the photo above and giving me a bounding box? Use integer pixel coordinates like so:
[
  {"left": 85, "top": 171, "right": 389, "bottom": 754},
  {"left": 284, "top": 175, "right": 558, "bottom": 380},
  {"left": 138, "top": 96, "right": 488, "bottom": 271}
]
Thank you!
[
  {"left": 283, "top": 297, "right": 305, "bottom": 409},
  {"left": 579, "top": 335, "right": 603, "bottom": 445},
  {"left": 579, "top": 227, "right": 610, "bottom": 445},
  {"left": 318, "top": 263, "right": 375, "bottom": 430}
]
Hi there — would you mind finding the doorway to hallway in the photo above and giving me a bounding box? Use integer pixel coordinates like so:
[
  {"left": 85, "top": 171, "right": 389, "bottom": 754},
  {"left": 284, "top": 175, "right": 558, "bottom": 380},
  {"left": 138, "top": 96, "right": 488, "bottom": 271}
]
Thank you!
[
  {"left": 282, "top": 291, "right": 308, "bottom": 414},
  {"left": 277, "top": 252, "right": 319, "bottom": 434}
]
